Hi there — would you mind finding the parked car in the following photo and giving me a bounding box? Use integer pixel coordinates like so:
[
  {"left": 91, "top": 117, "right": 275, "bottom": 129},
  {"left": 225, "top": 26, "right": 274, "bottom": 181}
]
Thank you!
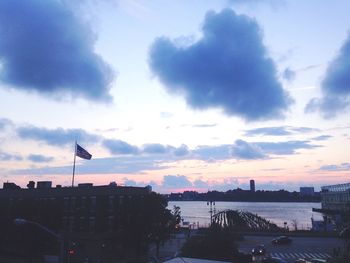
[
  {"left": 271, "top": 236, "right": 292, "bottom": 245},
  {"left": 252, "top": 244, "right": 266, "bottom": 256}
]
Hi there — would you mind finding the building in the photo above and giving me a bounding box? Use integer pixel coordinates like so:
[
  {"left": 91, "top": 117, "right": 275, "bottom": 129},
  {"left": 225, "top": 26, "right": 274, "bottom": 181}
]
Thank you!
[
  {"left": 320, "top": 183, "right": 350, "bottom": 213},
  {"left": 250, "top": 179, "right": 255, "bottom": 192},
  {"left": 300, "top": 187, "right": 315, "bottom": 196},
  {"left": 0, "top": 181, "right": 166, "bottom": 262}
]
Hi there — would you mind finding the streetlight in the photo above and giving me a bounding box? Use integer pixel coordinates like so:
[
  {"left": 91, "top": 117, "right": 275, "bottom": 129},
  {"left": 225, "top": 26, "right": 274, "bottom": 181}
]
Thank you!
[
  {"left": 207, "top": 201, "right": 216, "bottom": 225},
  {"left": 14, "top": 218, "right": 65, "bottom": 263}
]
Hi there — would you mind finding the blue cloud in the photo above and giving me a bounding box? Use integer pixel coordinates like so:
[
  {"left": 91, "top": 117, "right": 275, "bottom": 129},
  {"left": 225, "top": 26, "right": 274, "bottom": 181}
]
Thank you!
[
  {"left": 27, "top": 154, "right": 54, "bottom": 163},
  {"left": 256, "top": 140, "right": 320, "bottom": 155},
  {"left": 13, "top": 155, "right": 168, "bottom": 175},
  {"left": 0, "top": 118, "right": 13, "bottom": 130},
  {"left": 103, "top": 140, "right": 190, "bottom": 158},
  {"left": 0, "top": 0, "right": 114, "bottom": 101},
  {"left": 306, "top": 33, "right": 350, "bottom": 117},
  {"left": 319, "top": 163, "right": 350, "bottom": 171},
  {"left": 162, "top": 175, "right": 193, "bottom": 189},
  {"left": 311, "top": 135, "right": 332, "bottom": 141},
  {"left": 149, "top": 8, "right": 292, "bottom": 121},
  {"left": 123, "top": 179, "right": 138, "bottom": 186},
  {"left": 17, "top": 126, "right": 100, "bottom": 146},
  {"left": 282, "top": 68, "right": 296, "bottom": 82},
  {"left": 103, "top": 139, "right": 139, "bottom": 155},
  {"left": 245, "top": 126, "right": 292, "bottom": 136},
  {"left": 229, "top": 0, "right": 285, "bottom": 7},
  {"left": 0, "top": 152, "right": 22, "bottom": 161},
  {"left": 142, "top": 143, "right": 170, "bottom": 154},
  {"left": 193, "top": 139, "right": 319, "bottom": 160},
  {"left": 141, "top": 143, "right": 190, "bottom": 157},
  {"left": 245, "top": 126, "right": 319, "bottom": 136},
  {"left": 173, "top": 144, "right": 189, "bottom": 157},
  {"left": 289, "top": 127, "right": 319, "bottom": 133},
  {"left": 231, "top": 139, "right": 265, "bottom": 159},
  {"left": 192, "top": 124, "right": 217, "bottom": 128},
  {"left": 192, "top": 145, "right": 232, "bottom": 161}
]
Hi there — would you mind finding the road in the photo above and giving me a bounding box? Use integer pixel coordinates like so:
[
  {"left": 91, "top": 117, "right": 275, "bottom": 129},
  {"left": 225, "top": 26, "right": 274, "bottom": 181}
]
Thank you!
[{"left": 238, "top": 235, "right": 343, "bottom": 262}]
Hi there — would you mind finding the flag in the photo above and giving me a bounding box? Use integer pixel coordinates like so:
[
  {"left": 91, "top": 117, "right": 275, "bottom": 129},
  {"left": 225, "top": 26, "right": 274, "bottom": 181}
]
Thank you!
[{"left": 76, "top": 143, "right": 92, "bottom": 160}]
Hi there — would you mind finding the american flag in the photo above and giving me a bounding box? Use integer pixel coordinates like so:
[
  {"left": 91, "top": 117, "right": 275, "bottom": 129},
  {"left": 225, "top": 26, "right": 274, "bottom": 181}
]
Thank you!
[{"left": 76, "top": 143, "right": 92, "bottom": 160}]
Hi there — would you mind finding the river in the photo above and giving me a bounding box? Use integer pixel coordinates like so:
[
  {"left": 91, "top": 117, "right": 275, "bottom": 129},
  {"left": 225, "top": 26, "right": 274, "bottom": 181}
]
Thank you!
[{"left": 168, "top": 201, "right": 323, "bottom": 230}]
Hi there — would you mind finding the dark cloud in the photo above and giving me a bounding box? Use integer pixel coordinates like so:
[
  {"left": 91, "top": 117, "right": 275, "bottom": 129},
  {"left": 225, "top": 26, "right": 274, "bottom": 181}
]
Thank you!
[
  {"left": 319, "top": 163, "right": 350, "bottom": 171},
  {"left": 0, "top": 152, "right": 22, "bottom": 161},
  {"left": 306, "top": 34, "right": 350, "bottom": 117},
  {"left": 17, "top": 126, "right": 100, "bottom": 146},
  {"left": 149, "top": 8, "right": 292, "bottom": 121},
  {"left": 103, "top": 139, "right": 139, "bottom": 155},
  {"left": 311, "top": 135, "right": 332, "bottom": 141},
  {"left": 0, "top": 0, "right": 114, "bottom": 101},
  {"left": 282, "top": 68, "right": 296, "bottom": 82},
  {"left": 27, "top": 154, "right": 54, "bottom": 163},
  {"left": 231, "top": 139, "right": 265, "bottom": 159}
]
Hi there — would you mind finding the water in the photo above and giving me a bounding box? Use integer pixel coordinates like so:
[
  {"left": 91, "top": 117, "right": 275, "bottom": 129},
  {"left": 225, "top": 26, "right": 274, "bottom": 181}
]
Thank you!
[{"left": 168, "top": 201, "right": 322, "bottom": 230}]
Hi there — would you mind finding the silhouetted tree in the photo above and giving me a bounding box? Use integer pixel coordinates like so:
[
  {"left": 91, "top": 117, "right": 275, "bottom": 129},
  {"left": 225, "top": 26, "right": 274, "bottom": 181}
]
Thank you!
[{"left": 181, "top": 224, "right": 239, "bottom": 262}]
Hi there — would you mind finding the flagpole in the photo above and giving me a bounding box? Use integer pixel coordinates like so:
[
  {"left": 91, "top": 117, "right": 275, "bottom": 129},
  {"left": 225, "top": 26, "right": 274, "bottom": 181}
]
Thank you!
[{"left": 71, "top": 141, "right": 77, "bottom": 187}]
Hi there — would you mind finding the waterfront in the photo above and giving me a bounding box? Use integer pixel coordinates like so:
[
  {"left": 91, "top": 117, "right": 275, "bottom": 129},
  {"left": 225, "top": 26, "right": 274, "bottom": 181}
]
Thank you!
[{"left": 168, "top": 201, "right": 323, "bottom": 229}]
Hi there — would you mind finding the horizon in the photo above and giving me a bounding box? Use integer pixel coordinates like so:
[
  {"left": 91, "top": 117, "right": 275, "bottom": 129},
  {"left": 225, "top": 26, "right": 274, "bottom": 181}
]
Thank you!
[{"left": 1, "top": 0, "right": 350, "bottom": 193}]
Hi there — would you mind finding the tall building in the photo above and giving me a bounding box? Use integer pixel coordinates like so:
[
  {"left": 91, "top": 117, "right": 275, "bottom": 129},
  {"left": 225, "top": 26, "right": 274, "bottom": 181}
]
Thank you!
[
  {"left": 250, "top": 179, "right": 255, "bottom": 192},
  {"left": 300, "top": 187, "right": 315, "bottom": 196}
]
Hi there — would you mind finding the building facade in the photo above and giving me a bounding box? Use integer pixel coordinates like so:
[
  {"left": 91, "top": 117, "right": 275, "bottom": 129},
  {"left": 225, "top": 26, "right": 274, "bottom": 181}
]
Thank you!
[
  {"left": 0, "top": 181, "right": 168, "bottom": 262},
  {"left": 320, "top": 183, "right": 350, "bottom": 213}
]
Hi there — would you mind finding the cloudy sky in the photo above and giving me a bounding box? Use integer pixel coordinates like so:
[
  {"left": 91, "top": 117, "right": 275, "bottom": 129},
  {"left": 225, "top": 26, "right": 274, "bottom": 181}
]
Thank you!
[{"left": 0, "top": 0, "right": 350, "bottom": 193}]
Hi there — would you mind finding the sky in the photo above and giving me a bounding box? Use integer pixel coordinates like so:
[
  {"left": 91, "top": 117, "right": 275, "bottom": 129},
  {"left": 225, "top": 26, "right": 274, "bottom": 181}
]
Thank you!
[{"left": 0, "top": 0, "right": 350, "bottom": 193}]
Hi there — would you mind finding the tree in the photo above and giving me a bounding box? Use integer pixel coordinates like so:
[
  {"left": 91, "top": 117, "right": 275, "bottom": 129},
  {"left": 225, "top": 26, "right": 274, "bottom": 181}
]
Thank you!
[
  {"left": 181, "top": 223, "right": 239, "bottom": 262},
  {"left": 122, "top": 192, "right": 177, "bottom": 257}
]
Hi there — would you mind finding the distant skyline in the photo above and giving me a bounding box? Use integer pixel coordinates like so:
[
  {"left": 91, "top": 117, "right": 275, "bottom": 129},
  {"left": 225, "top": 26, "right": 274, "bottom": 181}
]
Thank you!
[{"left": 0, "top": 0, "right": 350, "bottom": 193}]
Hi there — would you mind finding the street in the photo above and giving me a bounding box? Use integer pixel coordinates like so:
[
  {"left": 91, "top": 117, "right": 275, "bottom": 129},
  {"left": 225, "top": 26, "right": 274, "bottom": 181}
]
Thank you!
[{"left": 238, "top": 235, "right": 343, "bottom": 262}]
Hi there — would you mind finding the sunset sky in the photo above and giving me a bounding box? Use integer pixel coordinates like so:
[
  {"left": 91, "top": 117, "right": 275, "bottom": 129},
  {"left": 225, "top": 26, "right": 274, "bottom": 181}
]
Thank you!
[{"left": 0, "top": 0, "right": 350, "bottom": 193}]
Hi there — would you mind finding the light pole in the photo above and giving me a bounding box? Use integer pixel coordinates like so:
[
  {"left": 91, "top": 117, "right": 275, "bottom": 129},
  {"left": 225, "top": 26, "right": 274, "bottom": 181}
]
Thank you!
[
  {"left": 207, "top": 201, "right": 216, "bottom": 225},
  {"left": 14, "top": 218, "right": 65, "bottom": 263}
]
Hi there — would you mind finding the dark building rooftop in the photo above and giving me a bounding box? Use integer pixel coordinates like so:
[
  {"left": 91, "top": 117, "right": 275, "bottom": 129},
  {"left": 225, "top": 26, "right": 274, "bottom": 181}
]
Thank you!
[{"left": 0, "top": 181, "right": 152, "bottom": 198}]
